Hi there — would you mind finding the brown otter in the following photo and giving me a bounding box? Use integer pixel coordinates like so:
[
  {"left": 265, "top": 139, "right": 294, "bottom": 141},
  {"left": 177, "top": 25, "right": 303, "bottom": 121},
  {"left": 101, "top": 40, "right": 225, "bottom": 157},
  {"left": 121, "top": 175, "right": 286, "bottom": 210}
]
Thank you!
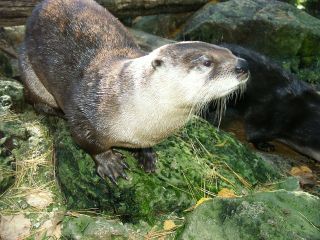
[{"left": 19, "top": 0, "right": 249, "bottom": 183}]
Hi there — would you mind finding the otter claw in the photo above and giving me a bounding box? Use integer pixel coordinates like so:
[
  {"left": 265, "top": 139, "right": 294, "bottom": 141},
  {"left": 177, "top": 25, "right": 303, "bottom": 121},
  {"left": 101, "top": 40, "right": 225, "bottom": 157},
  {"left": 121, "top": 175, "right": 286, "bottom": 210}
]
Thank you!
[
  {"left": 133, "top": 148, "right": 157, "bottom": 173},
  {"left": 120, "top": 161, "right": 130, "bottom": 170},
  {"left": 94, "top": 150, "right": 129, "bottom": 184}
]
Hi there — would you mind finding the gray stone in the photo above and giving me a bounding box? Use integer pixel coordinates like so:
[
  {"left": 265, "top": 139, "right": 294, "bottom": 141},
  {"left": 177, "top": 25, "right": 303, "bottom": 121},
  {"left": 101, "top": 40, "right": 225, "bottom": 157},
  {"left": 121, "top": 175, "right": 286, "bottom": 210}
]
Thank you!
[
  {"left": 179, "top": 190, "right": 320, "bottom": 240},
  {"left": 181, "top": 0, "right": 320, "bottom": 66},
  {"left": 131, "top": 13, "right": 192, "bottom": 38}
]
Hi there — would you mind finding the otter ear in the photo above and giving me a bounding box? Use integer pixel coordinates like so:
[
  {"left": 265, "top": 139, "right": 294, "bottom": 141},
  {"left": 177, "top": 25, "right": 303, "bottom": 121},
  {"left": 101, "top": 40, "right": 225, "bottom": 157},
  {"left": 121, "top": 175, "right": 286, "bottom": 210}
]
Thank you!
[{"left": 152, "top": 59, "right": 164, "bottom": 69}]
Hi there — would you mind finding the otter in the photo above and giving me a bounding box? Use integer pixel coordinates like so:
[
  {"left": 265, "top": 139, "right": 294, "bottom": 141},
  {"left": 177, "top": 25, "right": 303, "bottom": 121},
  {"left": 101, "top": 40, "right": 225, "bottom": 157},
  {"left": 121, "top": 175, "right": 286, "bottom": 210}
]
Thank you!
[
  {"left": 212, "top": 44, "right": 320, "bottom": 162},
  {"left": 19, "top": 0, "right": 249, "bottom": 183}
]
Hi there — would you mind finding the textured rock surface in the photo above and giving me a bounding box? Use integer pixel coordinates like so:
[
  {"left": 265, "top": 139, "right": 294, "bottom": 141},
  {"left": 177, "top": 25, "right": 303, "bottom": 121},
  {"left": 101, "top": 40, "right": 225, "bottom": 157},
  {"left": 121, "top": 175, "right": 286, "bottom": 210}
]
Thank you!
[
  {"left": 55, "top": 115, "right": 280, "bottom": 223},
  {"left": 179, "top": 190, "right": 320, "bottom": 240},
  {"left": 181, "top": 0, "right": 320, "bottom": 68},
  {"left": 62, "top": 215, "right": 150, "bottom": 240},
  {"left": 131, "top": 13, "right": 192, "bottom": 38}
]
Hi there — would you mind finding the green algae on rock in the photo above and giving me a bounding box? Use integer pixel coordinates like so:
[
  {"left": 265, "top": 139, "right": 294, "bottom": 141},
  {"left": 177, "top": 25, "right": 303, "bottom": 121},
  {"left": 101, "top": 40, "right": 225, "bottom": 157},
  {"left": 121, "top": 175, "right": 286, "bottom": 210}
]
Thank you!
[
  {"left": 0, "top": 77, "right": 318, "bottom": 239},
  {"left": 0, "top": 79, "right": 65, "bottom": 239},
  {"left": 55, "top": 116, "right": 281, "bottom": 223},
  {"left": 0, "top": 79, "right": 24, "bottom": 111},
  {"left": 178, "top": 190, "right": 320, "bottom": 240},
  {"left": 0, "top": 78, "right": 25, "bottom": 193},
  {"left": 0, "top": 53, "right": 13, "bottom": 78},
  {"left": 0, "top": 109, "right": 65, "bottom": 239},
  {"left": 131, "top": 13, "right": 192, "bottom": 39},
  {"left": 62, "top": 214, "right": 150, "bottom": 240}
]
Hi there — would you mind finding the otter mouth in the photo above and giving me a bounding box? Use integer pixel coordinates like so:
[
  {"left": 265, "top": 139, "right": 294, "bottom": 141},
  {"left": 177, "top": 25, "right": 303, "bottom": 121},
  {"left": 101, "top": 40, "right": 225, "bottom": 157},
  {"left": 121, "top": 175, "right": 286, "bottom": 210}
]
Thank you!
[
  {"left": 209, "top": 73, "right": 249, "bottom": 127},
  {"left": 186, "top": 68, "right": 250, "bottom": 127},
  {"left": 237, "top": 71, "right": 250, "bottom": 82}
]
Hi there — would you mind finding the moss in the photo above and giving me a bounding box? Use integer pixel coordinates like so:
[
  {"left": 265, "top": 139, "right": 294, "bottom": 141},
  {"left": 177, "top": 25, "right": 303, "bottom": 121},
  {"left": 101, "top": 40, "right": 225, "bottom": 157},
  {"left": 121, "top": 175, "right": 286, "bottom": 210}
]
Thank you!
[
  {"left": 0, "top": 155, "right": 15, "bottom": 193},
  {"left": 54, "top": 116, "right": 281, "bottom": 223},
  {"left": 0, "top": 78, "right": 318, "bottom": 240},
  {"left": 296, "top": 57, "right": 320, "bottom": 84},
  {"left": 178, "top": 190, "right": 320, "bottom": 240},
  {"left": 0, "top": 53, "right": 13, "bottom": 78},
  {"left": 62, "top": 215, "right": 149, "bottom": 240},
  {"left": 0, "top": 81, "right": 65, "bottom": 238},
  {"left": 0, "top": 78, "right": 24, "bottom": 111}
]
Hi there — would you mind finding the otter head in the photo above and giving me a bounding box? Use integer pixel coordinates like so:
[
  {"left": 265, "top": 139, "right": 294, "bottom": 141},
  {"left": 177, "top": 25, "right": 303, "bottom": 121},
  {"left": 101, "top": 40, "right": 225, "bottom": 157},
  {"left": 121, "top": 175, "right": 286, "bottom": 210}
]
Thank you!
[{"left": 147, "top": 41, "right": 249, "bottom": 112}]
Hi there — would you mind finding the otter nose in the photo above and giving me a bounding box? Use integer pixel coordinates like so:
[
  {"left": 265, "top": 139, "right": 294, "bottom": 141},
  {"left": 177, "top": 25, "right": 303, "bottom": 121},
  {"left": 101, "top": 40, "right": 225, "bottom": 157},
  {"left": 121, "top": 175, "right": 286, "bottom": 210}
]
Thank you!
[{"left": 235, "top": 58, "right": 249, "bottom": 75}]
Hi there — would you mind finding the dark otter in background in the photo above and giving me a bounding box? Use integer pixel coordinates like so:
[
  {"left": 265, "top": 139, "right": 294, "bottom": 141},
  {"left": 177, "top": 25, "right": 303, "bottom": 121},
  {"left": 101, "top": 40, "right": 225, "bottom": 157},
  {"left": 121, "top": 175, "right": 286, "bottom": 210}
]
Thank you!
[
  {"left": 214, "top": 44, "right": 320, "bottom": 162},
  {"left": 19, "top": 0, "right": 249, "bottom": 183}
]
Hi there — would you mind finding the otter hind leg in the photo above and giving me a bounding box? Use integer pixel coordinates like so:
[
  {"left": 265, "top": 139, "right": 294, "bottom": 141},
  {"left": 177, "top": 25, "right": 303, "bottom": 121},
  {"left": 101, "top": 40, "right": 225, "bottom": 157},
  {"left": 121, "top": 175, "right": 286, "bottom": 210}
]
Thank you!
[
  {"left": 132, "top": 148, "right": 157, "bottom": 173},
  {"left": 19, "top": 43, "right": 60, "bottom": 110},
  {"left": 94, "top": 150, "right": 129, "bottom": 184}
]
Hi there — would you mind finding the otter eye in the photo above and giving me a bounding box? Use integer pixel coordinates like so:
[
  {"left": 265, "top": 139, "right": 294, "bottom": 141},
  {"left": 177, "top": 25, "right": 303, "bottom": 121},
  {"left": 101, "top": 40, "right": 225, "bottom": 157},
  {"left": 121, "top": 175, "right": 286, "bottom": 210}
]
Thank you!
[
  {"left": 152, "top": 59, "right": 163, "bottom": 69},
  {"left": 203, "top": 60, "right": 213, "bottom": 67}
]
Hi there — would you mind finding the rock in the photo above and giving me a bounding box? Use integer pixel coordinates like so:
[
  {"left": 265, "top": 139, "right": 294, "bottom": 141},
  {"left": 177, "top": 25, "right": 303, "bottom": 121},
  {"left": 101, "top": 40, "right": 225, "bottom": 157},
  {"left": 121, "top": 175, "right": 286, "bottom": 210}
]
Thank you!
[
  {"left": 62, "top": 215, "right": 148, "bottom": 240},
  {"left": 0, "top": 78, "right": 25, "bottom": 193},
  {"left": 129, "top": 28, "right": 176, "bottom": 51},
  {"left": 0, "top": 78, "right": 24, "bottom": 111},
  {"left": 279, "top": 0, "right": 320, "bottom": 19},
  {"left": 181, "top": 0, "right": 320, "bottom": 67},
  {"left": 0, "top": 214, "right": 31, "bottom": 240},
  {"left": 131, "top": 13, "right": 192, "bottom": 39},
  {"left": 178, "top": 190, "right": 320, "bottom": 240},
  {"left": 1, "top": 26, "right": 25, "bottom": 51},
  {"left": 55, "top": 115, "right": 282, "bottom": 223},
  {"left": 25, "top": 190, "right": 54, "bottom": 209}
]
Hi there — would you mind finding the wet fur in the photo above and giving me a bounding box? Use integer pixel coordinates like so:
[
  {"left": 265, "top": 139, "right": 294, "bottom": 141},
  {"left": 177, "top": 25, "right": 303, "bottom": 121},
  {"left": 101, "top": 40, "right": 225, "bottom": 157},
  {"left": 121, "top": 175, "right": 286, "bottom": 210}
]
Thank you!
[
  {"left": 19, "top": 0, "right": 247, "bottom": 181},
  {"left": 219, "top": 44, "right": 320, "bottom": 161}
]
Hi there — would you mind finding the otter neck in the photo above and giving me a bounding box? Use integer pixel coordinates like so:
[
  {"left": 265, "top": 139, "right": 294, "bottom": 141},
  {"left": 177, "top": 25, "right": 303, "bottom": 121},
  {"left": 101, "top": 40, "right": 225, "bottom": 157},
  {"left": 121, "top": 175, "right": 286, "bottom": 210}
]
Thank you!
[
  {"left": 110, "top": 56, "right": 197, "bottom": 147},
  {"left": 125, "top": 55, "right": 196, "bottom": 115}
]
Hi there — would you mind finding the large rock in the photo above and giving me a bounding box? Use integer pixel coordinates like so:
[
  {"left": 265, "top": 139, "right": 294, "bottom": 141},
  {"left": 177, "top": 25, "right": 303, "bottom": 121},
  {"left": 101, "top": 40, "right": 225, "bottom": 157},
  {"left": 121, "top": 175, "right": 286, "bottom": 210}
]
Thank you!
[
  {"left": 0, "top": 78, "right": 24, "bottom": 111},
  {"left": 179, "top": 190, "right": 320, "bottom": 240},
  {"left": 62, "top": 215, "right": 150, "bottom": 239},
  {"left": 131, "top": 13, "right": 192, "bottom": 39},
  {"left": 129, "top": 28, "right": 176, "bottom": 51},
  {"left": 0, "top": 78, "right": 24, "bottom": 193},
  {"left": 55, "top": 116, "right": 281, "bottom": 223},
  {"left": 181, "top": 0, "right": 320, "bottom": 67}
]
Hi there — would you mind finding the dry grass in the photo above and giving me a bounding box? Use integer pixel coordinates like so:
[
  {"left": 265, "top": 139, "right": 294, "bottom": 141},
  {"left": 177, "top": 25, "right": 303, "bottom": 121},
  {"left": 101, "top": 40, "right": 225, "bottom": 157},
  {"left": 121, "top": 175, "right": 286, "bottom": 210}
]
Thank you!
[{"left": 0, "top": 111, "right": 63, "bottom": 239}]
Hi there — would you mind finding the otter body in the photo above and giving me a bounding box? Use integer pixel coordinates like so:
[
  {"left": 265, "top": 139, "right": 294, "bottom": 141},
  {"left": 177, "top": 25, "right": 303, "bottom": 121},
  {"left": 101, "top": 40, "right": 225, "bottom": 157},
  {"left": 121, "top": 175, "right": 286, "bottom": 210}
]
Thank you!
[
  {"left": 20, "top": 0, "right": 248, "bottom": 183},
  {"left": 220, "top": 44, "right": 320, "bottom": 162}
]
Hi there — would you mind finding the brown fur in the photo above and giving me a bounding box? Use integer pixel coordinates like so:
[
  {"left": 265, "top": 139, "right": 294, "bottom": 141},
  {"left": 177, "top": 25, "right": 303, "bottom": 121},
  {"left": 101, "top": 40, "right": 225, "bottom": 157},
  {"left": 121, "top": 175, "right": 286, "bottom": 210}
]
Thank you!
[{"left": 19, "top": 0, "right": 248, "bottom": 182}]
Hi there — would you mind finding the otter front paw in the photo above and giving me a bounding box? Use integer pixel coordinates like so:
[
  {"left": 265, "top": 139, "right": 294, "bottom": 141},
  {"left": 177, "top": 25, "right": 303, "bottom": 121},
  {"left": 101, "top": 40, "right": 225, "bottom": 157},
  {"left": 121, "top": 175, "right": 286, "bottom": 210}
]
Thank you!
[
  {"left": 132, "top": 148, "right": 157, "bottom": 173},
  {"left": 94, "top": 150, "right": 129, "bottom": 184},
  {"left": 253, "top": 141, "right": 275, "bottom": 152}
]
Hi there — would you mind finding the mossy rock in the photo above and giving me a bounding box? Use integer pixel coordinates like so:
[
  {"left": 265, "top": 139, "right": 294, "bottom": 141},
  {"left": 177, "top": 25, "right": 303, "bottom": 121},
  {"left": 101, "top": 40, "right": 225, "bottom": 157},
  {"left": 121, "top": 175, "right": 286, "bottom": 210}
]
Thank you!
[
  {"left": 0, "top": 78, "right": 25, "bottom": 193},
  {"left": 0, "top": 53, "right": 13, "bottom": 78},
  {"left": 181, "top": 0, "right": 320, "bottom": 70},
  {"left": 178, "top": 190, "right": 320, "bottom": 240},
  {"left": 54, "top": 116, "right": 281, "bottom": 223},
  {"left": 0, "top": 78, "right": 24, "bottom": 111},
  {"left": 131, "top": 13, "right": 192, "bottom": 39},
  {"left": 0, "top": 78, "right": 318, "bottom": 239},
  {"left": 62, "top": 215, "right": 152, "bottom": 240}
]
